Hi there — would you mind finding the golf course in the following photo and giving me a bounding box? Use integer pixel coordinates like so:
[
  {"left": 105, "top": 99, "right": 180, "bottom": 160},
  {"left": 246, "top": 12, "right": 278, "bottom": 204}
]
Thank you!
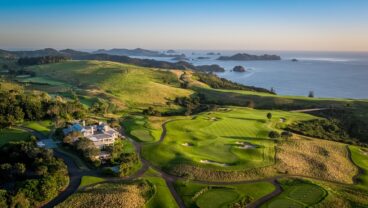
[{"left": 1, "top": 58, "right": 368, "bottom": 208}]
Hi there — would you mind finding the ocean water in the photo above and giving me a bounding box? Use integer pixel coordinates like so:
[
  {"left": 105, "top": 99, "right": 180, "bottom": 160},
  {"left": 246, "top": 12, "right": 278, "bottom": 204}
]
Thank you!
[{"left": 133, "top": 50, "right": 368, "bottom": 99}]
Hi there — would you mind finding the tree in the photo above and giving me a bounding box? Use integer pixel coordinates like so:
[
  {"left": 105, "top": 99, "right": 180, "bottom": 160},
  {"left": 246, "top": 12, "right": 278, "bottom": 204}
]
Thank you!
[
  {"left": 269, "top": 131, "right": 280, "bottom": 139},
  {"left": 267, "top": 112, "right": 272, "bottom": 120},
  {"left": 74, "top": 137, "right": 100, "bottom": 162},
  {"left": 13, "top": 163, "right": 26, "bottom": 175},
  {"left": 0, "top": 190, "right": 8, "bottom": 208},
  {"left": 35, "top": 165, "right": 48, "bottom": 176},
  {"left": 270, "top": 87, "right": 276, "bottom": 94},
  {"left": 281, "top": 131, "right": 293, "bottom": 140},
  {"left": 245, "top": 100, "right": 255, "bottom": 108},
  {"left": 308, "top": 90, "right": 314, "bottom": 98}
]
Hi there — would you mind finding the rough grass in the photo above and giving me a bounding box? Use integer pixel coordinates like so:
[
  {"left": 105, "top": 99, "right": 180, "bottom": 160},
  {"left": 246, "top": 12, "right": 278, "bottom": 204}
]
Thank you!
[
  {"left": 0, "top": 128, "right": 31, "bottom": 146},
  {"left": 174, "top": 180, "right": 275, "bottom": 208},
  {"left": 56, "top": 180, "right": 152, "bottom": 208},
  {"left": 261, "top": 179, "right": 327, "bottom": 208},
  {"left": 275, "top": 136, "right": 357, "bottom": 184},
  {"left": 143, "top": 107, "right": 316, "bottom": 171},
  {"left": 27, "top": 60, "right": 193, "bottom": 109}
]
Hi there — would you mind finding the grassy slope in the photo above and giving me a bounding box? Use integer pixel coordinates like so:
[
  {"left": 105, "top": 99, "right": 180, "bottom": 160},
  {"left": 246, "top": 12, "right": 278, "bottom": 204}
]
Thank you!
[
  {"left": 27, "top": 60, "right": 193, "bottom": 110},
  {"left": 0, "top": 128, "right": 31, "bottom": 146},
  {"left": 142, "top": 107, "right": 316, "bottom": 171},
  {"left": 175, "top": 180, "right": 275, "bottom": 208}
]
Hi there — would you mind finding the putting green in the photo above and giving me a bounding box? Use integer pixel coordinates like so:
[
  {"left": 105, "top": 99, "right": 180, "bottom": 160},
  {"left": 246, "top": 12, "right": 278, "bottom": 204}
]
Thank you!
[
  {"left": 288, "top": 184, "right": 326, "bottom": 204},
  {"left": 131, "top": 129, "right": 154, "bottom": 142},
  {"left": 196, "top": 188, "right": 239, "bottom": 208},
  {"left": 143, "top": 107, "right": 315, "bottom": 170},
  {"left": 175, "top": 180, "right": 275, "bottom": 208},
  {"left": 262, "top": 179, "right": 326, "bottom": 208}
]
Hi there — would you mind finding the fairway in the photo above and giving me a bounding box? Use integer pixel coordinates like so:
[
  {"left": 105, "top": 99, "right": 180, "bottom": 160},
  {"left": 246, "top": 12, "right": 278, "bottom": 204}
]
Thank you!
[
  {"left": 0, "top": 128, "right": 31, "bottom": 146},
  {"left": 349, "top": 146, "right": 368, "bottom": 189},
  {"left": 131, "top": 129, "right": 154, "bottom": 142},
  {"left": 143, "top": 107, "right": 316, "bottom": 171},
  {"left": 143, "top": 168, "right": 179, "bottom": 208},
  {"left": 23, "top": 120, "right": 53, "bottom": 136}
]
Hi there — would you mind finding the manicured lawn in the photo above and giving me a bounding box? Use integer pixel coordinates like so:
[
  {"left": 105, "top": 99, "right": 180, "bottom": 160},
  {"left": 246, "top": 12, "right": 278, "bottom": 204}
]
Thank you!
[
  {"left": 23, "top": 120, "right": 53, "bottom": 136},
  {"left": 121, "top": 139, "right": 136, "bottom": 153},
  {"left": 79, "top": 176, "right": 105, "bottom": 189},
  {"left": 261, "top": 179, "right": 327, "bottom": 208},
  {"left": 142, "top": 107, "right": 316, "bottom": 171},
  {"left": 0, "top": 128, "right": 31, "bottom": 146},
  {"left": 175, "top": 180, "right": 275, "bottom": 208},
  {"left": 123, "top": 115, "right": 156, "bottom": 142},
  {"left": 349, "top": 146, "right": 368, "bottom": 189}
]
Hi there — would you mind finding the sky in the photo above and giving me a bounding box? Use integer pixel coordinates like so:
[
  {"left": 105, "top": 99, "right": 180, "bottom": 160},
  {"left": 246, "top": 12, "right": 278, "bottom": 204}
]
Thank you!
[{"left": 0, "top": 0, "right": 368, "bottom": 51}]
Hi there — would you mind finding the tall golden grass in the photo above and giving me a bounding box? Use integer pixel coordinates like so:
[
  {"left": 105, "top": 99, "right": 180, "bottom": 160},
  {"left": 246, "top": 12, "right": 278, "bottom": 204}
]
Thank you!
[
  {"left": 276, "top": 137, "right": 357, "bottom": 184},
  {"left": 56, "top": 181, "right": 152, "bottom": 208}
]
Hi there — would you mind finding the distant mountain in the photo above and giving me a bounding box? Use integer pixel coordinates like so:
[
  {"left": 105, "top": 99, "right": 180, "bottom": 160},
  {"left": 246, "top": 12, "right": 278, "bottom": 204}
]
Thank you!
[
  {"left": 60, "top": 49, "right": 90, "bottom": 57},
  {"left": 218, "top": 53, "right": 281, "bottom": 61},
  {"left": 207, "top": 52, "right": 221, "bottom": 56},
  {"left": 0, "top": 48, "right": 226, "bottom": 71},
  {"left": 12, "top": 48, "right": 61, "bottom": 58},
  {"left": 0, "top": 49, "right": 17, "bottom": 59},
  {"left": 93, "top": 48, "right": 181, "bottom": 58},
  {"left": 166, "top": 50, "right": 176, "bottom": 53}
]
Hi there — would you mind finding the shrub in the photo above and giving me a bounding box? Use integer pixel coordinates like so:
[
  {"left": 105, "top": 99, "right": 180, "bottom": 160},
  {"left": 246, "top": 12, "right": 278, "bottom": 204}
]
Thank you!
[{"left": 268, "top": 131, "right": 280, "bottom": 139}]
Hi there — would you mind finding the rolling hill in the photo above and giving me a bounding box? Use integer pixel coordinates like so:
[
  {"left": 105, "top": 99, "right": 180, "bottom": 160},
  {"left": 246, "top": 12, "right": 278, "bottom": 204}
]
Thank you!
[{"left": 26, "top": 60, "right": 194, "bottom": 111}]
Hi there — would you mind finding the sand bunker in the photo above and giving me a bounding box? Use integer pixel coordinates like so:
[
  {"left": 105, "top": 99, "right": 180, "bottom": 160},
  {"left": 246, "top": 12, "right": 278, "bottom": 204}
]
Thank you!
[
  {"left": 200, "top": 160, "right": 229, "bottom": 167},
  {"left": 182, "top": 142, "right": 194, "bottom": 147},
  {"left": 234, "top": 141, "right": 257, "bottom": 149}
]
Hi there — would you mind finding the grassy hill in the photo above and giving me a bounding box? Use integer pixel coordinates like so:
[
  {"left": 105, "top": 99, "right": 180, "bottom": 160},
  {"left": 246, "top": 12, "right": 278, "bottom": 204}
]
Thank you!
[{"left": 26, "top": 60, "right": 194, "bottom": 112}]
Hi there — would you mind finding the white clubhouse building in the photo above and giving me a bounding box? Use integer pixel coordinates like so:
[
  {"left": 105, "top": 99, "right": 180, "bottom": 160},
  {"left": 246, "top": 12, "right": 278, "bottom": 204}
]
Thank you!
[{"left": 63, "top": 121, "right": 120, "bottom": 148}]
